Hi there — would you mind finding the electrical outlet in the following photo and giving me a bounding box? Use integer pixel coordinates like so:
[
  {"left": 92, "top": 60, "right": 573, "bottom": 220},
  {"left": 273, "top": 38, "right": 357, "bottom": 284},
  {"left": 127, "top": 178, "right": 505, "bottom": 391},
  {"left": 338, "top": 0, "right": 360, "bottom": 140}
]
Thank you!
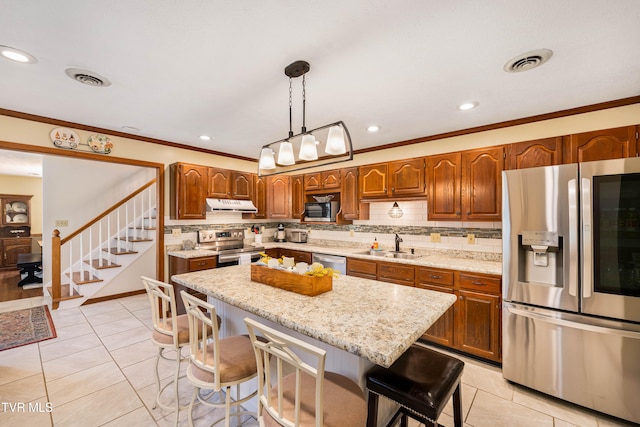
[
  {"left": 172, "top": 228, "right": 182, "bottom": 236},
  {"left": 307, "top": 229, "right": 311, "bottom": 234},
  {"left": 55, "top": 219, "right": 68, "bottom": 227},
  {"left": 467, "top": 233, "right": 476, "bottom": 245},
  {"left": 430, "top": 233, "right": 441, "bottom": 243},
  {"left": 349, "top": 230, "right": 354, "bottom": 237}
]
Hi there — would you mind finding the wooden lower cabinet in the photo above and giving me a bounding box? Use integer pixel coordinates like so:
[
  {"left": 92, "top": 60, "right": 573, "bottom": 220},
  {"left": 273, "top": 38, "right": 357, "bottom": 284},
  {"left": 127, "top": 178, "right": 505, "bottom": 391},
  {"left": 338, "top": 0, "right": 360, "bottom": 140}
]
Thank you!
[
  {"left": 169, "top": 255, "right": 217, "bottom": 314},
  {"left": 0, "top": 237, "right": 32, "bottom": 269},
  {"left": 279, "top": 249, "right": 311, "bottom": 264},
  {"left": 349, "top": 258, "right": 501, "bottom": 363}
]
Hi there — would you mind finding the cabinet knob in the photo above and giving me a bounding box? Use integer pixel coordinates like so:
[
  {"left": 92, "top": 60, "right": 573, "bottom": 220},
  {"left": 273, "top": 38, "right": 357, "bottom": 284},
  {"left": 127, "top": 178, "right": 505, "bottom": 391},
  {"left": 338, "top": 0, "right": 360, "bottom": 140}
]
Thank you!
[
  {"left": 471, "top": 281, "right": 486, "bottom": 286},
  {"left": 456, "top": 211, "right": 461, "bottom": 215},
  {"left": 430, "top": 275, "right": 441, "bottom": 279},
  {"left": 459, "top": 295, "right": 464, "bottom": 300},
  {"left": 391, "top": 187, "right": 395, "bottom": 191},
  {"left": 466, "top": 211, "right": 471, "bottom": 215}
]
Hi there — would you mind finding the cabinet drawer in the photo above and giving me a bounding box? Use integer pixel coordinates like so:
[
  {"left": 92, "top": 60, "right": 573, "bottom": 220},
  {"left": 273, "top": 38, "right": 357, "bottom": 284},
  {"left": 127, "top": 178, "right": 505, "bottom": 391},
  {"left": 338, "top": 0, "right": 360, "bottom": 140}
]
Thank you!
[
  {"left": 347, "top": 258, "right": 377, "bottom": 280},
  {"left": 378, "top": 261, "right": 415, "bottom": 286},
  {"left": 457, "top": 272, "right": 500, "bottom": 294},
  {"left": 188, "top": 257, "right": 217, "bottom": 271},
  {"left": 282, "top": 250, "right": 312, "bottom": 264},
  {"left": 417, "top": 267, "right": 454, "bottom": 287}
]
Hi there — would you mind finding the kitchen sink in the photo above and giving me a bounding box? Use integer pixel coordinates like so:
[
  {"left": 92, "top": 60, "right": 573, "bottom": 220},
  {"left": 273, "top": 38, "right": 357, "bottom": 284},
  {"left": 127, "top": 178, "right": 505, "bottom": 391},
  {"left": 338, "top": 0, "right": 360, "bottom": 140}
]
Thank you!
[{"left": 355, "top": 250, "right": 422, "bottom": 260}]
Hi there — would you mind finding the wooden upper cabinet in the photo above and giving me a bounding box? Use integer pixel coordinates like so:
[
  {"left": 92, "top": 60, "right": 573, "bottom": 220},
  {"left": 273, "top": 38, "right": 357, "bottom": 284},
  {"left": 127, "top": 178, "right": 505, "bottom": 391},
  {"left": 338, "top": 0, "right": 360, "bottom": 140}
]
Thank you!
[
  {"left": 341, "top": 167, "right": 367, "bottom": 220},
  {"left": 506, "top": 137, "right": 563, "bottom": 169},
  {"left": 291, "top": 174, "right": 305, "bottom": 219},
  {"left": 267, "top": 175, "right": 290, "bottom": 219},
  {"left": 244, "top": 174, "right": 267, "bottom": 219},
  {"left": 230, "top": 171, "right": 253, "bottom": 200},
  {"left": 565, "top": 125, "right": 638, "bottom": 163},
  {"left": 389, "top": 158, "right": 426, "bottom": 197},
  {"left": 428, "top": 153, "right": 462, "bottom": 220},
  {"left": 304, "top": 171, "right": 341, "bottom": 191},
  {"left": 359, "top": 163, "right": 389, "bottom": 198},
  {"left": 170, "top": 162, "right": 207, "bottom": 220},
  {"left": 207, "top": 167, "right": 231, "bottom": 198},
  {"left": 462, "top": 146, "right": 504, "bottom": 221}
]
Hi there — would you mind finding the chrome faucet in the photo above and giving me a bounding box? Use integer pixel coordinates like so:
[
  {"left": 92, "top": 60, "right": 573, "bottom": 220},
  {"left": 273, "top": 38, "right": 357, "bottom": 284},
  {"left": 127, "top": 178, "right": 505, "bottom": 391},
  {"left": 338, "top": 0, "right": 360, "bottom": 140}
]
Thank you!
[{"left": 395, "top": 234, "right": 403, "bottom": 252}]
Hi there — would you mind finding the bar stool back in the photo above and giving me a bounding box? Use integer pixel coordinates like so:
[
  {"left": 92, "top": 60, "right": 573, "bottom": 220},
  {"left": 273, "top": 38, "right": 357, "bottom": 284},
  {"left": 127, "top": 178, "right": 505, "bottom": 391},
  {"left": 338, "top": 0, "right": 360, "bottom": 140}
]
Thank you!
[{"left": 244, "top": 317, "right": 367, "bottom": 427}]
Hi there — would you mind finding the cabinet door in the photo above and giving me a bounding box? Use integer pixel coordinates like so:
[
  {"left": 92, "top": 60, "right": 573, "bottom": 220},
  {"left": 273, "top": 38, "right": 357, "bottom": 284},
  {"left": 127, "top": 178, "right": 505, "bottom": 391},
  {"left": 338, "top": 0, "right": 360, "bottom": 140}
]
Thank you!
[
  {"left": 267, "top": 175, "right": 290, "bottom": 218},
  {"left": 291, "top": 175, "right": 305, "bottom": 219},
  {"left": 416, "top": 283, "right": 455, "bottom": 347},
  {"left": 378, "top": 261, "right": 415, "bottom": 286},
  {"left": 341, "top": 167, "right": 366, "bottom": 220},
  {"left": 247, "top": 175, "right": 267, "bottom": 219},
  {"left": 321, "top": 170, "right": 341, "bottom": 189},
  {"left": 428, "top": 153, "right": 462, "bottom": 220},
  {"left": 346, "top": 258, "right": 377, "bottom": 280},
  {"left": 303, "top": 173, "right": 322, "bottom": 191},
  {"left": 507, "top": 137, "right": 563, "bottom": 169},
  {"left": 3, "top": 238, "right": 32, "bottom": 268},
  {"left": 389, "top": 158, "right": 426, "bottom": 197},
  {"left": 455, "top": 289, "right": 501, "bottom": 362},
  {"left": 1, "top": 195, "right": 32, "bottom": 227},
  {"left": 359, "top": 163, "right": 389, "bottom": 198},
  {"left": 230, "top": 171, "right": 253, "bottom": 200},
  {"left": 171, "top": 163, "right": 207, "bottom": 220},
  {"left": 207, "top": 167, "right": 231, "bottom": 198},
  {"left": 566, "top": 125, "right": 637, "bottom": 163},
  {"left": 461, "top": 146, "right": 504, "bottom": 221}
]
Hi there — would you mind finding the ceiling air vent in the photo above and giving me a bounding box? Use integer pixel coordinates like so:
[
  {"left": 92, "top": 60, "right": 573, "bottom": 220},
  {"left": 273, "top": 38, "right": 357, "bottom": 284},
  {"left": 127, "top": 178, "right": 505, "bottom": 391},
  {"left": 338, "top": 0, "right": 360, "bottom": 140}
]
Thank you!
[
  {"left": 503, "top": 49, "right": 553, "bottom": 73},
  {"left": 65, "top": 68, "right": 111, "bottom": 87}
]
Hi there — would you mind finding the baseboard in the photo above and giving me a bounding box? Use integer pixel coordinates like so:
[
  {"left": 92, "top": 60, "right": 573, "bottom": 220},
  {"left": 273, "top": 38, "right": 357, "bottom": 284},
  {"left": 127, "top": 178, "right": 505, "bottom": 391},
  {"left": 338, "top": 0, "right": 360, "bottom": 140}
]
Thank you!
[{"left": 82, "top": 289, "right": 146, "bottom": 305}]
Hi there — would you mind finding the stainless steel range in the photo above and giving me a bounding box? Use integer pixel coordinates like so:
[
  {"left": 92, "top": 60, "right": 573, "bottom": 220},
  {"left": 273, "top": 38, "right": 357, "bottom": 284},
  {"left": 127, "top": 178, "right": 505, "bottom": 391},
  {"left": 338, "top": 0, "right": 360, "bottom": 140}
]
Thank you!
[{"left": 197, "top": 228, "right": 264, "bottom": 267}]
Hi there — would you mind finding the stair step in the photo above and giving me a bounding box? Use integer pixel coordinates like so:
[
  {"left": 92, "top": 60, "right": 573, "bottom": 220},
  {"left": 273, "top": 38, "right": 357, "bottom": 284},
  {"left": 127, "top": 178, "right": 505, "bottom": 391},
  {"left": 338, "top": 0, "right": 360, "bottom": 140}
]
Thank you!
[
  {"left": 128, "top": 226, "right": 156, "bottom": 231},
  {"left": 67, "top": 271, "right": 103, "bottom": 285},
  {"left": 119, "top": 237, "right": 153, "bottom": 243},
  {"left": 104, "top": 248, "right": 139, "bottom": 255},
  {"left": 88, "top": 259, "right": 121, "bottom": 269},
  {"left": 47, "top": 284, "right": 83, "bottom": 301}
]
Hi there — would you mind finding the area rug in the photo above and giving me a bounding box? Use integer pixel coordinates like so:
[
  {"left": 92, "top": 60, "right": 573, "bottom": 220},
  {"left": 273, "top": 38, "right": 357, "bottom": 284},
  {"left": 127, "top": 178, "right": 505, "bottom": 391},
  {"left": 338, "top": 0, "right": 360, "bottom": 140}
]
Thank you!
[{"left": 0, "top": 306, "right": 57, "bottom": 351}]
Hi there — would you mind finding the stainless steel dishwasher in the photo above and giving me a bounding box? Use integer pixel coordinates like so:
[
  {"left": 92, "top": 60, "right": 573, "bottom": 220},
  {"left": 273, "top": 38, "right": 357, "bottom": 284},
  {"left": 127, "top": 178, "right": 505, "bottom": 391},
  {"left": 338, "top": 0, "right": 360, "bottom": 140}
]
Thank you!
[{"left": 311, "top": 253, "right": 347, "bottom": 275}]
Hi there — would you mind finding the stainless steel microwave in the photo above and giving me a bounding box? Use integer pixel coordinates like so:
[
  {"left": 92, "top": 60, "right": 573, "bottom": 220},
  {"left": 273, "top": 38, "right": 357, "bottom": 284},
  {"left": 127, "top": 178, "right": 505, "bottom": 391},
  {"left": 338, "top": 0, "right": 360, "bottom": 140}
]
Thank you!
[{"left": 304, "top": 201, "right": 339, "bottom": 222}]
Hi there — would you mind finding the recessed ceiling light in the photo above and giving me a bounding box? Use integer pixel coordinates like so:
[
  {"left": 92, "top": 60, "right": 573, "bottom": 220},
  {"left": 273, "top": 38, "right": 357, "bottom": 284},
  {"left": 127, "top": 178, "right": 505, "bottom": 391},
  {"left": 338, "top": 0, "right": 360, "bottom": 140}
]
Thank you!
[
  {"left": 0, "top": 45, "right": 37, "bottom": 64},
  {"left": 199, "top": 135, "right": 213, "bottom": 141},
  {"left": 458, "top": 102, "right": 478, "bottom": 111},
  {"left": 367, "top": 125, "right": 380, "bottom": 132}
]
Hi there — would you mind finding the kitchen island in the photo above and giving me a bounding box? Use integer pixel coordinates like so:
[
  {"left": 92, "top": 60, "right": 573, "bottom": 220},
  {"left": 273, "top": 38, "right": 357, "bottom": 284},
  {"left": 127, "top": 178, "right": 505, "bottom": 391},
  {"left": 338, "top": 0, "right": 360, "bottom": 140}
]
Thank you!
[{"left": 171, "top": 264, "right": 456, "bottom": 369}]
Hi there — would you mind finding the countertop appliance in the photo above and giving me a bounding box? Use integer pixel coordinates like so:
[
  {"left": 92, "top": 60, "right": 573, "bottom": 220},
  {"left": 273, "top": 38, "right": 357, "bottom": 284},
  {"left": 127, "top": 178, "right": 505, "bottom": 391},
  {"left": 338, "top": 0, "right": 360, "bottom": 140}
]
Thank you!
[
  {"left": 275, "top": 223, "right": 286, "bottom": 242},
  {"left": 197, "top": 228, "right": 264, "bottom": 267},
  {"left": 312, "top": 253, "right": 346, "bottom": 275},
  {"left": 304, "top": 201, "right": 339, "bottom": 222},
  {"left": 288, "top": 229, "right": 308, "bottom": 243},
  {"left": 502, "top": 158, "right": 640, "bottom": 424}
]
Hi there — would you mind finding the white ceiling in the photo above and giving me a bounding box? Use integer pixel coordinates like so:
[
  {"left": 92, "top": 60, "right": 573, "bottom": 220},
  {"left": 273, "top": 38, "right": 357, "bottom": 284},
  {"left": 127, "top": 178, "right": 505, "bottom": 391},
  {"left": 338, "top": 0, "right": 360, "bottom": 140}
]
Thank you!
[{"left": 1, "top": 0, "right": 640, "bottom": 170}]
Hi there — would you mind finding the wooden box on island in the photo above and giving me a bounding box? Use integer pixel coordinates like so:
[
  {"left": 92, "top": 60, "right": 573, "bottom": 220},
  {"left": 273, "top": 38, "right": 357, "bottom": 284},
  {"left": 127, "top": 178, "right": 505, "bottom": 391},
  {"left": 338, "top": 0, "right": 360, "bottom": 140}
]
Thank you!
[{"left": 250, "top": 264, "right": 332, "bottom": 296}]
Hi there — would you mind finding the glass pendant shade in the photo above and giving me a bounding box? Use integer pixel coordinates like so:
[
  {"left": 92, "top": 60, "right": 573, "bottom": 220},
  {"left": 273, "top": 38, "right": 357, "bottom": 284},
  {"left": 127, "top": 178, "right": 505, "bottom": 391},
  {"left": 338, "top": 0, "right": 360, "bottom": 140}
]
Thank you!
[
  {"left": 277, "top": 141, "right": 295, "bottom": 165},
  {"left": 298, "top": 134, "right": 318, "bottom": 161},
  {"left": 258, "top": 148, "right": 276, "bottom": 170},
  {"left": 325, "top": 125, "right": 347, "bottom": 155},
  {"left": 388, "top": 202, "right": 404, "bottom": 218}
]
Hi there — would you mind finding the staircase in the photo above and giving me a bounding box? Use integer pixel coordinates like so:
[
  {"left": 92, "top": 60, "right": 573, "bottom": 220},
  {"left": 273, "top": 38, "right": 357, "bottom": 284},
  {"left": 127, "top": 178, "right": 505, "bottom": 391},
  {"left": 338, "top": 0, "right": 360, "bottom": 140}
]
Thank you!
[{"left": 49, "top": 179, "right": 157, "bottom": 309}]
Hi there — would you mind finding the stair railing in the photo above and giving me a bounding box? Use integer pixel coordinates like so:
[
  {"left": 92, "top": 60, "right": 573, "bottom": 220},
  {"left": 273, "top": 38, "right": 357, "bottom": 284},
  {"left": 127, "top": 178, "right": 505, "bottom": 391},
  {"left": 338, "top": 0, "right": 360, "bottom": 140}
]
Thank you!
[{"left": 51, "top": 179, "right": 157, "bottom": 309}]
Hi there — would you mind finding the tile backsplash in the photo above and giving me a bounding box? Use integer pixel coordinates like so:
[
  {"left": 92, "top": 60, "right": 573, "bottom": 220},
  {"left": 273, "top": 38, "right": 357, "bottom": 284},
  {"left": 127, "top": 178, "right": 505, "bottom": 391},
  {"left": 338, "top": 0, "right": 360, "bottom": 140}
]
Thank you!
[{"left": 165, "top": 200, "right": 502, "bottom": 258}]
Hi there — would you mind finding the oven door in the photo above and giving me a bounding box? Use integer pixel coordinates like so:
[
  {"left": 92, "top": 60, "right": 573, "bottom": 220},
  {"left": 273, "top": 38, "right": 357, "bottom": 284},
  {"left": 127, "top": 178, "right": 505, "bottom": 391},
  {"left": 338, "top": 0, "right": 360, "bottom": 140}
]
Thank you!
[
  {"left": 580, "top": 157, "right": 640, "bottom": 322},
  {"left": 217, "top": 251, "right": 262, "bottom": 268}
]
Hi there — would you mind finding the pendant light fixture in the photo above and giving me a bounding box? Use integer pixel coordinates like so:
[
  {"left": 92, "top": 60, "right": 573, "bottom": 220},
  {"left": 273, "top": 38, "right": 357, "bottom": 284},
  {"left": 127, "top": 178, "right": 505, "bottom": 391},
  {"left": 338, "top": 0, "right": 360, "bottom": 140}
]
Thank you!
[
  {"left": 257, "top": 60, "right": 353, "bottom": 176},
  {"left": 388, "top": 202, "right": 404, "bottom": 218}
]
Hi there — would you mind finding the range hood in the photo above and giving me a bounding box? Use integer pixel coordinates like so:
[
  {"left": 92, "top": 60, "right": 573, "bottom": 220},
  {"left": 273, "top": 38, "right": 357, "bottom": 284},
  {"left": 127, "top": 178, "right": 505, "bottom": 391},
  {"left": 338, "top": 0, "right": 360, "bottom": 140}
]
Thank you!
[{"left": 206, "top": 198, "right": 258, "bottom": 213}]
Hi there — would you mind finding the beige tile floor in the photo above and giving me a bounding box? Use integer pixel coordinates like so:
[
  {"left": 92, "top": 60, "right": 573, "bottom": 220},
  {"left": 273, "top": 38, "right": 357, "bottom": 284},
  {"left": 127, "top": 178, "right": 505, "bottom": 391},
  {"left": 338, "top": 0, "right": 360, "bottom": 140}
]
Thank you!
[{"left": 0, "top": 294, "right": 636, "bottom": 427}]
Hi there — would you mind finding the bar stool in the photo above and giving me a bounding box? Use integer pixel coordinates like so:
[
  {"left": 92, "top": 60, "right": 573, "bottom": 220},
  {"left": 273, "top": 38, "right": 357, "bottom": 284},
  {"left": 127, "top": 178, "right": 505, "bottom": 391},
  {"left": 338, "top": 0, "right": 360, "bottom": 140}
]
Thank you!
[{"left": 366, "top": 345, "right": 464, "bottom": 427}]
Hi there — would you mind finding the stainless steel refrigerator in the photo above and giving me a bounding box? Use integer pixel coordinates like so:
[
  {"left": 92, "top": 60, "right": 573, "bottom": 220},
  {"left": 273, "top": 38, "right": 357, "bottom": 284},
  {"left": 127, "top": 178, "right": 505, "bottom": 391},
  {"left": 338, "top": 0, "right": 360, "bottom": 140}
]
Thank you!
[{"left": 502, "top": 157, "right": 640, "bottom": 424}]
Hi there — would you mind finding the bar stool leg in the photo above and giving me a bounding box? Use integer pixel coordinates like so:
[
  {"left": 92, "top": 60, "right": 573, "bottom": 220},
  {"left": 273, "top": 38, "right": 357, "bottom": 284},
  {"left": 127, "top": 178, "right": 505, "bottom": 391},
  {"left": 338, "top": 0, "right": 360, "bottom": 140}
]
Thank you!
[
  {"left": 453, "top": 383, "right": 462, "bottom": 427},
  {"left": 366, "top": 392, "right": 379, "bottom": 427}
]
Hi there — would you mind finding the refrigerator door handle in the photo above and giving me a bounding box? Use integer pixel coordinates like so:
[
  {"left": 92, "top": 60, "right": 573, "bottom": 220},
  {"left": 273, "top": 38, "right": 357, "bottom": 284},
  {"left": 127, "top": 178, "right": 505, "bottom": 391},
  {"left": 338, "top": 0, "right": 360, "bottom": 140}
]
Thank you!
[
  {"left": 581, "top": 177, "right": 592, "bottom": 299},
  {"left": 568, "top": 178, "right": 578, "bottom": 297},
  {"left": 507, "top": 306, "right": 640, "bottom": 339}
]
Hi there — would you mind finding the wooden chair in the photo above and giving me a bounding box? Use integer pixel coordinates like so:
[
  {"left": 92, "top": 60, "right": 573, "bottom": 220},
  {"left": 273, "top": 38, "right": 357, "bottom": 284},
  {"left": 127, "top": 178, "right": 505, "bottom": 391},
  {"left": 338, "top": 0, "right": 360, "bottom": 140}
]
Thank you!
[
  {"left": 181, "top": 291, "right": 259, "bottom": 427},
  {"left": 142, "top": 276, "right": 192, "bottom": 426},
  {"left": 244, "top": 317, "right": 367, "bottom": 427}
]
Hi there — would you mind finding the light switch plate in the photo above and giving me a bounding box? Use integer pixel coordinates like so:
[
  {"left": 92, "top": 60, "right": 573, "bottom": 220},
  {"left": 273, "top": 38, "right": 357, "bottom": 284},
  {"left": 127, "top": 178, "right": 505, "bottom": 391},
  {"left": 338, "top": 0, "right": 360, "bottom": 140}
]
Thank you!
[
  {"left": 172, "top": 228, "right": 182, "bottom": 236},
  {"left": 430, "top": 233, "right": 441, "bottom": 243},
  {"left": 467, "top": 234, "right": 476, "bottom": 244},
  {"left": 55, "top": 219, "right": 68, "bottom": 227}
]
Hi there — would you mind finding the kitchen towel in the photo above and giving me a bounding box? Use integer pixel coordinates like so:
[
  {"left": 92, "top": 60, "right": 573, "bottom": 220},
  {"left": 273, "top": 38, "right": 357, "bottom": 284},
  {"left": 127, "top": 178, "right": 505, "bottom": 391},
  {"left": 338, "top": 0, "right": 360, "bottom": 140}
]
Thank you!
[{"left": 238, "top": 253, "right": 252, "bottom": 265}]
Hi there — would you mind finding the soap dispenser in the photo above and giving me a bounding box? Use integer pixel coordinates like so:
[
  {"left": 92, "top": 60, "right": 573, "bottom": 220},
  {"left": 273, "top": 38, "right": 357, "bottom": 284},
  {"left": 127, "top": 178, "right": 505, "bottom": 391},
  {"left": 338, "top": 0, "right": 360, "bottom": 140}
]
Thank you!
[{"left": 373, "top": 237, "right": 379, "bottom": 250}]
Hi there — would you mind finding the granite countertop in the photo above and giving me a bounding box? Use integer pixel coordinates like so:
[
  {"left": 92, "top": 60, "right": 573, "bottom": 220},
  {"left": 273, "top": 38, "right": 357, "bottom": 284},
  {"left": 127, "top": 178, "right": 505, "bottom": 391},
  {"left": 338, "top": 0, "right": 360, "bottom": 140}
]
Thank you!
[{"left": 172, "top": 264, "right": 457, "bottom": 367}]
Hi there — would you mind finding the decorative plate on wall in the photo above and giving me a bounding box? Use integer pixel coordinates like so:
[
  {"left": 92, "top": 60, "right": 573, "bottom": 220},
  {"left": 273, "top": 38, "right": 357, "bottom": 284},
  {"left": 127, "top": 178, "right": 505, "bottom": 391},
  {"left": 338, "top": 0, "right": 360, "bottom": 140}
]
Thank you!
[{"left": 50, "top": 127, "right": 79, "bottom": 149}]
